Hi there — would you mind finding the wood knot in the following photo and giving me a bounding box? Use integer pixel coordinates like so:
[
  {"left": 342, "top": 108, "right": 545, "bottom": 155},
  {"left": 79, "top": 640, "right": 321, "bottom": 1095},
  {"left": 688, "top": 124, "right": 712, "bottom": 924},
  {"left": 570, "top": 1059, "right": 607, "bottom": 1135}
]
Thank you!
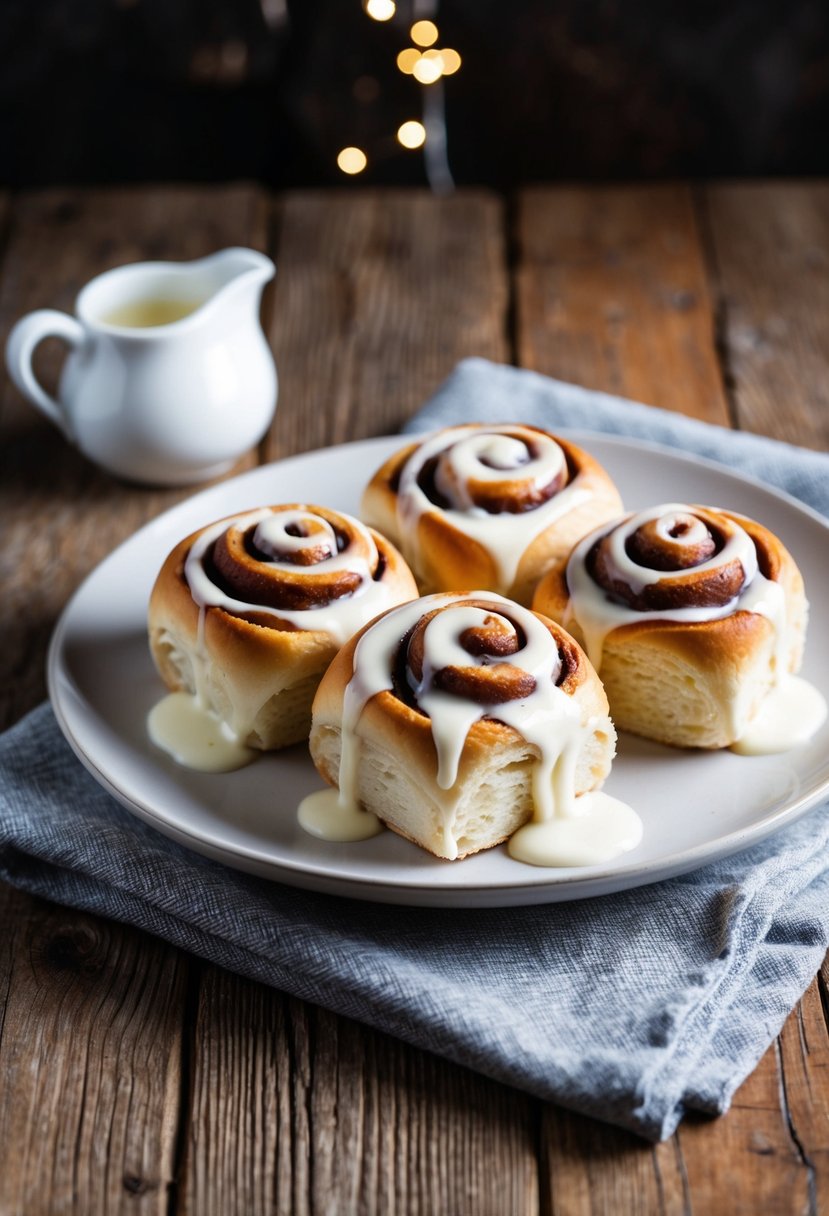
[
  {"left": 43, "top": 920, "right": 106, "bottom": 974},
  {"left": 123, "top": 1174, "right": 153, "bottom": 1195}
]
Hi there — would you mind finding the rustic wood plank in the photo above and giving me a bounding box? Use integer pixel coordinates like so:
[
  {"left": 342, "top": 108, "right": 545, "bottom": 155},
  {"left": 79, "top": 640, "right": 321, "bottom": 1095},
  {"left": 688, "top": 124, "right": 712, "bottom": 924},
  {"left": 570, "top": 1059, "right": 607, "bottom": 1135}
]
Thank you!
[
  {"left": 0, "top": 184, "right": 269, "bottom": 729},
  {"left": 0, "top": 881, "right": 187, "bottom": 1216},
  {"left": 541, "top": 1106, "right": 689, "bottom": 1215},
  {"left": 180, "top": 969, "right": 539, "bottom": 1216},
  {"left": 178, "top": 188, "right": 537, "bottom": 1216},
  {"left": 518, "top": 180, "right": 821, "bottom": 1211},
  {"left": 0, "top": 186, "right": 268, "bottom": 1216},
  {"left": 703, "top": 181, "right": 829, "bottom": 451},
  {"left": 516, "top": 184, "right": 730, "bottom": 424},
  {"left": 263, "top": 188, "right": 510, "bottom": 459},
  {"left": 778, "top": 971, "right": 829, "bottom": 1211},
  {"left": 676, "top": 1046, "right": 813, "bottom": 1215}
]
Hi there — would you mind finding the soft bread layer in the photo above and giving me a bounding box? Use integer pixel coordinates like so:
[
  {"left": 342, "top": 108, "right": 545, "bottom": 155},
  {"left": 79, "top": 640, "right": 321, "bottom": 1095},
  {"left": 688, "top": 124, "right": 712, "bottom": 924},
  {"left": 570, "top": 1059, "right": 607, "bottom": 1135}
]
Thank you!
[
  {"left": 309, "top": 615, "right": 616, "bottom": 860},
  {"left": 533, "top": 514, "right": 808, "bottom": 750},
  {"left": 148, "top": 519, "right": 418, "bottom": 751},
  {"left": 360, "top": 432, "right": 623, "bottom": 606}
]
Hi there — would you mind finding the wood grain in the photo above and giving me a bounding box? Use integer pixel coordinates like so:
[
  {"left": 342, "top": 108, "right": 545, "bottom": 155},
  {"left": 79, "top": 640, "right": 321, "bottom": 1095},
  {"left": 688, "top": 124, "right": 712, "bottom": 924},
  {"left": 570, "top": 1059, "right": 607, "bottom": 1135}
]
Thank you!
[
  {"left": 263, "top": 188, "right": 510, "bottom": 460},
  {"left": 180, "top": 970, "right": 538, "bottom": 1216},
  {"left": 1, "top": 182, "right": 828, "bottom": 1216},
  {"left": 519, "top": 180, "right": 823, "bottom": 1214},
  {"left": 516, "top": 184, "right": 731, "bottom": 424},
  {"left": 675, "top": 1047, "right": 812, "bottom": 1215},
  {"left": 177, "top": 188, "right": 538, "bottom": 1216},
  {"left": 703, "top": 181, "right": 829, "bottom": 451},
  {"left": 778, "top": 971, "right": 829, "bottom": 1212},
  {"left": 541, "top": 1106, "right": 690, "bottom": 1215},
  {"left": 0, "top": 883, "right": 187, "bottom": 1216},
  {"left": 0, "top": 185, "right": 268, "bottom": 728}
]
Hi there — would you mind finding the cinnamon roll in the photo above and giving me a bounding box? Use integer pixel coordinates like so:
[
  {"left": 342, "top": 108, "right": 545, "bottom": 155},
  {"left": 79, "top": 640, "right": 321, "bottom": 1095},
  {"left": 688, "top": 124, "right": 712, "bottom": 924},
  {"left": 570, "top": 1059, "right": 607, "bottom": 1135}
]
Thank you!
[
  {"left": 307, "top": 593, "right": 625, "bottom": 862},
  {"left": 148, "top": 504, "right": 418, "bottom": 757},
  {"left": 533, "top": 503, "right": 812, "bottom": 750},
  {"left": 361, "top": 424, "right": 623, "bottom": 606}
]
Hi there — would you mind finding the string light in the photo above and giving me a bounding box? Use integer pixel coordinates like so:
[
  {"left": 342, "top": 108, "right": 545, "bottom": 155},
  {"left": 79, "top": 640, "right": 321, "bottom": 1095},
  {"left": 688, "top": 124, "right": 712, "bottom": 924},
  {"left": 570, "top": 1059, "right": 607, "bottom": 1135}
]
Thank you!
[
  {"left": 337, "top": 146, "right": 368, "bottom": 174},
  {"left": 364, "top": 0, "right": 395, "bottom": 20},
  {"left": 410, "top": 20, "right": 438, "bottom": 47},
  {"left": 338, "top": 2, "right": 461, "bottom": 189},
  {"left": 412, "top": 49, "right": 444, "bottom": 84},
  {"left": 397, "top": 120, "right": 426, "bottom": 148},
  {"left": 439, "top": 47, "right": 461, "bottom": 75},
  {"left": 396, "top": 48, "right": 420, "bottom": 74}
]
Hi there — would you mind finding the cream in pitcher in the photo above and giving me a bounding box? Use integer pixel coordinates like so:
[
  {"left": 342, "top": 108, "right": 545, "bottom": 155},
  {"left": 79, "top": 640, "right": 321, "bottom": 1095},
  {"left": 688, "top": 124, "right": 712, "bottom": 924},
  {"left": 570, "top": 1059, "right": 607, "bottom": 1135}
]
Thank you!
[{"left": 5, "top": 248, "right": 278, "bottom": 485}]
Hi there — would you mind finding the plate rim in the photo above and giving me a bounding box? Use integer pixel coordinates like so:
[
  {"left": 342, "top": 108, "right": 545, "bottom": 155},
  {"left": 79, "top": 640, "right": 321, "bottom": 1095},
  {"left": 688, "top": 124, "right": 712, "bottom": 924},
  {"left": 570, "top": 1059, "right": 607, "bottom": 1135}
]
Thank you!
[{"left": 47, "top": 430, "right": 829, "bottom": 906}]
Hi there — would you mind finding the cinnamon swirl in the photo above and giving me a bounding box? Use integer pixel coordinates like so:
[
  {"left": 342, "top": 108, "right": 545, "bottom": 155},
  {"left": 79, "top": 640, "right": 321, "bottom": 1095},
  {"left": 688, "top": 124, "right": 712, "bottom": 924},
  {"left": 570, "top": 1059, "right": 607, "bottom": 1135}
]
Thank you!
[
  {"left": 361, "top": 424, "right": 623, "bottom": 605},
  {"left": 533, "top": 503, "right": 813, "bottom": 750},
  {"left": 306, "top": 593, "right": 633, "bottom": 862},
  {"left": 147, "top": 504, "right": 418, "bottom": 760}
]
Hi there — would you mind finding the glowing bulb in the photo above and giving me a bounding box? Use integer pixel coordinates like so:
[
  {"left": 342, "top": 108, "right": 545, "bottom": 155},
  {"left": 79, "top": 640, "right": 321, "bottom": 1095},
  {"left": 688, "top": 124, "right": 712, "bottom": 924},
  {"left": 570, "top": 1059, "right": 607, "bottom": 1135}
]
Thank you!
[
  {"left": 440, "top": 47, "right": 462, "bottom": 75},
  {"left": 412, "top": 49, "right": 444, "bottom": 84},
  {"left": 364, "top": 0, "right": 395, "bottom": 20},
  {"left": 396, "top": 47, "right": 420, "bottom": 74},
  {"left": 410, "top": 19, "right": 438, "bottom": 47},
  {"left": 397, "top": 120, "right": 426, "bottom": 149},
  {"left": 337, "top": 146, "right": 367, "bottom": 175}
]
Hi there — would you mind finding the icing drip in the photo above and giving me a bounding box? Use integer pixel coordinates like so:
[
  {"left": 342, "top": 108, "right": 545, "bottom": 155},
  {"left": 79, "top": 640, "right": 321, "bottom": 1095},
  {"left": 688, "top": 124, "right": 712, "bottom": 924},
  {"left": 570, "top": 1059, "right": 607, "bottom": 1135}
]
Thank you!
[
  {"left": 303, "top": 592, "right": 642, "bottom": 866},
  {"left": 396, "top": 426, "right": 591, "bottom": 591},
  {"left": 566, "top": 504, "right": 784, "bottom": 673},
  {"left": 149, "top": 505, "right": 405, "bottom": 771},
  {"left": 565, "top": 502, "right": 826, "bottom": 751}
]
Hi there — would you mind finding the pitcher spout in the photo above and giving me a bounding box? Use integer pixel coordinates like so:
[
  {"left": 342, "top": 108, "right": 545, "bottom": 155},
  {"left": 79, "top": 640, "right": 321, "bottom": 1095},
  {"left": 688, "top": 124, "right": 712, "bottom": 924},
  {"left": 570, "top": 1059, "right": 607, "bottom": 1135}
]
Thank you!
[{"left": 202, "top": 247, "right": 275, "bottom": 291}]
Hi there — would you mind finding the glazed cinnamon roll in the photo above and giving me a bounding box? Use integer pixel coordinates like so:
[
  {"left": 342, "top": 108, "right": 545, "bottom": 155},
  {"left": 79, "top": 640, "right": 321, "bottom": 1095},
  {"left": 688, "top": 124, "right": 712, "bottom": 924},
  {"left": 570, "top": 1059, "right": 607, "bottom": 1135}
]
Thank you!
[
  {"left": 148, "top": 504, "right": 418, "bottom": 752},
  {"left": 533, "top": 503, "right": 810, "bottom": 749},
  {"left": 361, "top": 424, "right": 623, "bottom": 606},
  {"left": 308, "top": 592, "right": 618, "bottom": 860}
]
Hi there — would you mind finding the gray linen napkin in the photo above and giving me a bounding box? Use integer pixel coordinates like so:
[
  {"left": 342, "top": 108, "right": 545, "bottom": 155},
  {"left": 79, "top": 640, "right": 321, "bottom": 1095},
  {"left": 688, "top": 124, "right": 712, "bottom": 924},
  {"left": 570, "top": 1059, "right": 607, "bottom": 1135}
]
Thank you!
[{"left": 2, "top": 359, "right": 829, "bottom": 1142}]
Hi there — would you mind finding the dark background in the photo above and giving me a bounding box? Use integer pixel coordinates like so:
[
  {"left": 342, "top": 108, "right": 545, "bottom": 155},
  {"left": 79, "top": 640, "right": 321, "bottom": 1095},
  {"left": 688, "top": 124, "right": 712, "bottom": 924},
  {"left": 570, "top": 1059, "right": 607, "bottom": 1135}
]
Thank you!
[{"left": 2, "top": 0, "right": 828, "bottom": 190}]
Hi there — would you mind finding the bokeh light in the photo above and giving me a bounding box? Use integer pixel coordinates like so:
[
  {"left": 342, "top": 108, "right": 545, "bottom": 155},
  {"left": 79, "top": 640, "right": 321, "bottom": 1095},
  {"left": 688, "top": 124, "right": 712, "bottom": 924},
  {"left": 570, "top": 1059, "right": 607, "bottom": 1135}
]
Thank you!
[
  {"left": 396, "top": 48, "right": 421, "bottom": 75},
  {"left": 440, "top": 48, "right": 462, "bottom": 75},
  {"left": 337, "top": 146, "right": 368, "bottom": 174},
  {"left": 410, "top": 20, "right": 438, "bottom": 47},
  {"left": 364, "top": 0, "right": 396, "bottom": 20},
  {"left": 412, "top": 50, "right": 444, "bottom": 84},
  {"left": 397, "top": 120, "right": 427, "bottom": 149}
]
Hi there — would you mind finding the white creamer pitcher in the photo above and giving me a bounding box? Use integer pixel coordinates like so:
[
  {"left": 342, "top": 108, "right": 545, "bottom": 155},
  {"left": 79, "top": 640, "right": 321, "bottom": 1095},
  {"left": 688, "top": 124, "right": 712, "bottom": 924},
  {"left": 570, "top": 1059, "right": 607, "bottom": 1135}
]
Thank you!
[{"left": 5, "top": 248, "right": 277, "bottom": 485}]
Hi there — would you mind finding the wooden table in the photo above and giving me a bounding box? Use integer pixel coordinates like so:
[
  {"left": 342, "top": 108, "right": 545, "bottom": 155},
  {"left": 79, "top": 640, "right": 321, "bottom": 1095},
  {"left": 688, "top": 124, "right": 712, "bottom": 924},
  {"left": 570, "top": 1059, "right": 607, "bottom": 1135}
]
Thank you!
[{"left": 1, "top": 182, "right": 827, "bottom": 1215}]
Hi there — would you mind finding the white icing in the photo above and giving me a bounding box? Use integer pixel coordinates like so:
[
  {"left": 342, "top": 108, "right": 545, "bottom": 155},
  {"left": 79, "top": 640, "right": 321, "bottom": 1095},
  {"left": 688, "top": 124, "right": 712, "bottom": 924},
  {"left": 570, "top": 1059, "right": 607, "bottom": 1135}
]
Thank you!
[
  {"left": 601, "top": 504, "right": 758, "bottom": 594},
  {"left": 508, "top": 791, "right": 643, "bottom": 867},
  {"left": 731, "top": 675, "right": 827, "bottom": 755},
  {"left": 184, "top": 506, "right": 396, "bottom": 648},
  {"left": 149, "top": 505, "right": 404, "bottom": 771},
  {"left": 297, "top": 787, "right": 383, "bottom": 842},
  {"left": 566, "top": 504, "right": 785, "bottom": 673},
  {"left": 566, "top": 503, "right": 827, "bottom": 750},
  {"left": 396, "top": 426, "right": 590, "bottom": 591},
  {"left": 302, "top": 592, "right": 642, "bottom": 866},
  {"left": 147, "top": 691, "right": 257, "bottom": 772}
]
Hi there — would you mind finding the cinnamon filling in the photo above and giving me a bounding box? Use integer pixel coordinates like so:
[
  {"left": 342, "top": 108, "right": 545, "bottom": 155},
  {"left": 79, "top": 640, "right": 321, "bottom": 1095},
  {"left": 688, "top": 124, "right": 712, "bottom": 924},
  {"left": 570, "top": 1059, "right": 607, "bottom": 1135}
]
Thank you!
[
  {"left": 403, "top": 600, "right": 554, "bottom": 707},
  {"left": 206, "top": 526, "right": 365, "bottom": 612},
  {"left": 415, "top": 431, "right": 569, "bottom": 515},
  {"left": 589, "top": 511, "right": 750, "bottom": 611}
]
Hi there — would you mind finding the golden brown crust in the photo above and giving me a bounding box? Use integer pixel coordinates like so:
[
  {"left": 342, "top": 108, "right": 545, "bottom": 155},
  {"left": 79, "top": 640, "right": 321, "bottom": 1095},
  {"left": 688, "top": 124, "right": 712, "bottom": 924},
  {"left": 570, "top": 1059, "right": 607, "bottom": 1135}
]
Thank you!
[
  {"left": 309, "top": 595, "right": 615, "bottom": 857},
  {"left": 360, "top": 425, "right": 623, "bottom": 606},
  {"left": 532, "top": 504, "right": 808, "bottom": 748},
  {"left": 147, "top": 504, "right": 419, "bottom": 750}
]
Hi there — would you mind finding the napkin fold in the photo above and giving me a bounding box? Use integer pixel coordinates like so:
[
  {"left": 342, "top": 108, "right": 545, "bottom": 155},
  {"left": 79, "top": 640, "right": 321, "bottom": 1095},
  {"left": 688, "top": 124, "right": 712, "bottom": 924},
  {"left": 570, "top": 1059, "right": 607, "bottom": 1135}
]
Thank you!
[{"left": 2, "top": 358, "right": 829, "bottom": 1142}]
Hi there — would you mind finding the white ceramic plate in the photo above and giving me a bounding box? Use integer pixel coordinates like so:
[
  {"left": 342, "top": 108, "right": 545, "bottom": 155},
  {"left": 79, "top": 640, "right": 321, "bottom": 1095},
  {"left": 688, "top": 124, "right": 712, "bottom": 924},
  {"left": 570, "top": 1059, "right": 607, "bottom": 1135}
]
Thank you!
[{"left": 48, "top": 433, "right": 829, "bottom": 907}]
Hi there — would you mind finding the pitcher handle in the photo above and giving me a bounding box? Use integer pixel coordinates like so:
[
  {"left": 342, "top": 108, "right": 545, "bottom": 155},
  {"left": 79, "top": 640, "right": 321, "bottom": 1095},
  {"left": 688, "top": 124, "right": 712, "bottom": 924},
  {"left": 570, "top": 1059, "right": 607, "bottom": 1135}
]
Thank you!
[{"left": 5, "top": 310, "right": 86, "bottom": 438}]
